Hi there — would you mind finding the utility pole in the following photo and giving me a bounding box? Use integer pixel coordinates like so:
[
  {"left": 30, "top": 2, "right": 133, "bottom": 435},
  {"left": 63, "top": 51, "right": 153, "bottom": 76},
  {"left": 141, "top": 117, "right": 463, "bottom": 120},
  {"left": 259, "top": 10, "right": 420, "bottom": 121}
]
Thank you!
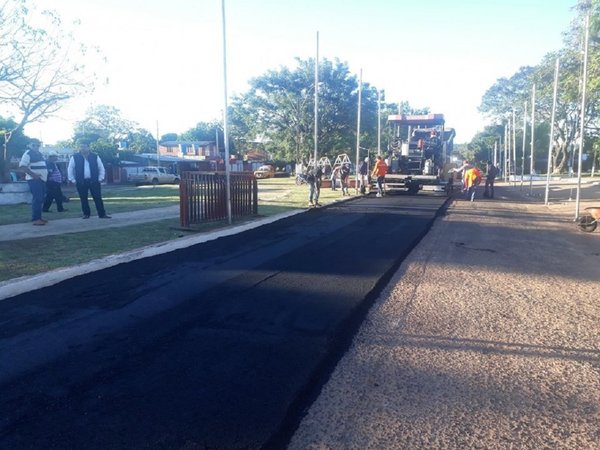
[
  {"left": 221, "top": 0, "right": 232, "bottom": 224},
  {"left": 313, "top": 31, "right": 319, "bottom": 167},
  {"left": 355, "top": 68, "right": 362, "bottom": 193},
  {"left": 575, "top": 15, "right": 590, "bottom": 220},
  {"left": 521, "top": 101, "right": 527, "bottom": 188},
  {"left": 545, "top": 58, "right": 560, "bottom": 206},
  {"left": 529, "top": 84, "right": 536, "bottom": 196}
]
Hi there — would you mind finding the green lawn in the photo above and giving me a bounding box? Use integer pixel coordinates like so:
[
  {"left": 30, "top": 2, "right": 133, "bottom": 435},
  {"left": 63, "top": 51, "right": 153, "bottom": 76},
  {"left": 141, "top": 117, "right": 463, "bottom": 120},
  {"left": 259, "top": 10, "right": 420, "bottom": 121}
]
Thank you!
[
  {"left": 0, "top": 184, "right": 181, "bottom": 225},
  {"left": 0, "top": 178, "right": 358, "bottom": 282}
]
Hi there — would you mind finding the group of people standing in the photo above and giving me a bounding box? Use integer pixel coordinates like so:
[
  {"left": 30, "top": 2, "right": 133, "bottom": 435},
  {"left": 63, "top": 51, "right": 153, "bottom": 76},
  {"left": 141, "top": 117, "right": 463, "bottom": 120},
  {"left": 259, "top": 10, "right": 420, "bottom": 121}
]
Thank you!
[
  {"left": 19, "top": 139, "right": 111, "bottom": 226},
  {"left": 304, "top": 155, "right": 389, "bottom": 207},
  {"left": 458, "top": 160, "right": 499, "bottom": 202}
]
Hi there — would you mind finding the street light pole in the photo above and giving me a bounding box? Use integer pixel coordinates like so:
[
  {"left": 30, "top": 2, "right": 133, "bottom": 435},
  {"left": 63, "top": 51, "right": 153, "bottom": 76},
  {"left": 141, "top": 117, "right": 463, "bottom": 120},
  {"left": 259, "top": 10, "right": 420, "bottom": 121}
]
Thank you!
[
  {"left": 355, "top": 68, "right": 362, "bottom": 193},
  {"left": 313, "top": 31, "right": 319, "bottom": 168},
  {"left": 156, "top": 121, "right": 161, "bottom": 167},
  {"left": 521, "top": 101, "right": 527, "bottom": 188},
  {"left": 575, "top": 14, "right": 590, "bottom": 220},
  {"left": 529, "top": 84, "right": 536, "bottom": 196},
  {"left": 545, "top": 58, "right": 560, "bottom": 206},
  {"left": 221, "top": 0, "right": 232, "bottom": 224},
  {"left": 377, "top": 89, "right": 381, "bottom": 157}
]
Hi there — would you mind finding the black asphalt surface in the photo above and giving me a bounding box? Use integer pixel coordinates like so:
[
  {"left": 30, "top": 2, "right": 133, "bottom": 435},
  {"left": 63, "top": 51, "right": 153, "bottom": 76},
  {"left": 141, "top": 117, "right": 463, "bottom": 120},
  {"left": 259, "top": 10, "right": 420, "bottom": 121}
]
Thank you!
[{"left": 0, "top": 193, "right": 448, "bottom": 449}]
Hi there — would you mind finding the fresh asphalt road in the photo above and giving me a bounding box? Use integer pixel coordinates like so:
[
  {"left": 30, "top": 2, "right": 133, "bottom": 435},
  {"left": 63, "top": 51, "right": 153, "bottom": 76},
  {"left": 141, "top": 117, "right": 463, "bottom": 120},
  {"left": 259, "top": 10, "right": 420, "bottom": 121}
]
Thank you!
[{"left": 0, "top": 193, "right": 448, "bottom": 449}]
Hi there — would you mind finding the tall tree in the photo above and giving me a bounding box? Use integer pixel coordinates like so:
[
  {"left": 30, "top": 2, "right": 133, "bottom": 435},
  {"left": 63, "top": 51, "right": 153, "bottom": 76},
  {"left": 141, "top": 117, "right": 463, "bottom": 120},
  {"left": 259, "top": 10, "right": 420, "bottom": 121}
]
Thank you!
[
  {"left": 73, "top": 105, "right": 137, "bottom": 163},
  {"left": 125, "top": 129, "right": 157, "bottom": 154},
  {"left": 229, "top": 58, "right": 383, "bottom": 163},
  {"left": 0, "top": 0, "right": 98, "bottom": 181},
  {"left": 478, "top": 0, "right": 600, "bottom": 174}
]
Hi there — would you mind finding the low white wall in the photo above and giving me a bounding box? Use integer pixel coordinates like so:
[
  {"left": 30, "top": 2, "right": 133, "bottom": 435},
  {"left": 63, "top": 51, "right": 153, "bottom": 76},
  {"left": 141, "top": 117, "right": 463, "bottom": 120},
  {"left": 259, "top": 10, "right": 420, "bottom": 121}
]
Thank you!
[{"left": 0, "top": 182, "right": 30, "bottom": 205}]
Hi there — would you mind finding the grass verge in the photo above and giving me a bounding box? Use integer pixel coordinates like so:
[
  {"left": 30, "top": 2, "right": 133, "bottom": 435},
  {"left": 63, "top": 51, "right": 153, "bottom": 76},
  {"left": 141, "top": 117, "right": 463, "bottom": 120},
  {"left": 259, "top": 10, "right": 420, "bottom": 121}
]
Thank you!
[
  {"left": 0, "top": 185, "right": 180, "bottom": 225},
  {"left": 0, "top": 178, "right": 358, "bottom": 282}
]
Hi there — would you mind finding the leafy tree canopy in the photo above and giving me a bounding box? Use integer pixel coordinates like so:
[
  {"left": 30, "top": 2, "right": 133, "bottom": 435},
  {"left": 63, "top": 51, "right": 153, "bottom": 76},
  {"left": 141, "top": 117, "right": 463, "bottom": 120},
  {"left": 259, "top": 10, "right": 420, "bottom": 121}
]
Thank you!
[{"left": 0, "top": 0, "right": 99, "bottom": 180}]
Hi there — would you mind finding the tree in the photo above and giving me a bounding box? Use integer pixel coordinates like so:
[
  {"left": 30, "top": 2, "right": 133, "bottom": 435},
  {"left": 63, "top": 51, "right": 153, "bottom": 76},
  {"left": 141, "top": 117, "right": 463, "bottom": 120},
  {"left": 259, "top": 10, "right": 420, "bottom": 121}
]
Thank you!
[
  {"left": 478, "top": 0, "right": 600, "bottom": 174},
  {"left": 467, "top": 125, "right": 505, "bottom": 165},
  {"left": 229, "top": 58, "right": 383, "bottom": 163},
  {"left": 160, "top": 133, "right": 178, "bottom": 143},
  {"left": 0, "top": 0, "right": 98, "bottom": 181},
  {"left": 0, "top": 116, "right": 28, "bottom": 164},
  {"left": 180, "top": 121, "right": 226, "bottom": 154},
  {"left": 73, "top": 105, "right": 137, "bottom": 163},
  {"left": 126, "top": 129, "right": 157, "bottom": 154}
]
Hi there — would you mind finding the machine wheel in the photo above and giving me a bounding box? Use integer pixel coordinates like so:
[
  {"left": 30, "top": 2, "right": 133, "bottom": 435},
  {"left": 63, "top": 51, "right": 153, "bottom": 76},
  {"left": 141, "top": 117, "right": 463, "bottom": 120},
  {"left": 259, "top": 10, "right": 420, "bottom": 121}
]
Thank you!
[
  {"left": 407, "top": 183, "right": 420, "bottom": 195},
  {"left": 577, "top": 215, "right": 597, "bottom": 232}
]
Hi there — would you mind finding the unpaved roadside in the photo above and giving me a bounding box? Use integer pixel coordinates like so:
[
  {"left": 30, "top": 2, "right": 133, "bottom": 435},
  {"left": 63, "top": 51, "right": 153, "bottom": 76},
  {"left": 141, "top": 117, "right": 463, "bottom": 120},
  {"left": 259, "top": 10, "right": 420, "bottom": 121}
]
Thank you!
[{"left": 288, "top": 186, "right": 600, "bottom": 449}]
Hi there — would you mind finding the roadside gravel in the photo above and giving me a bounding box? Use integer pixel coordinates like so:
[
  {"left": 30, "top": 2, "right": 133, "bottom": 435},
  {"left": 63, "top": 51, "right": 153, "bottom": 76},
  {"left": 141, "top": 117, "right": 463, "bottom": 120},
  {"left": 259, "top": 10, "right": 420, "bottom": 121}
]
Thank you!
[{"left": 288, "top": 184, "right": 600, "bottom": 449}]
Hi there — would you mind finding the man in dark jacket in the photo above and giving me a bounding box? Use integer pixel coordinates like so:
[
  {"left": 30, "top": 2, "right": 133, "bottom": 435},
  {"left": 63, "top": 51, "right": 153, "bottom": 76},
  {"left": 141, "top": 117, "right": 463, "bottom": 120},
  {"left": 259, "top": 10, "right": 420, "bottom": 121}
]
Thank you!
[
  {"left": 67, "top": 141, "right": 111, "bottom": 219},
  {"left": 483, "top": 161, "right": 498, "bottom": 199}
]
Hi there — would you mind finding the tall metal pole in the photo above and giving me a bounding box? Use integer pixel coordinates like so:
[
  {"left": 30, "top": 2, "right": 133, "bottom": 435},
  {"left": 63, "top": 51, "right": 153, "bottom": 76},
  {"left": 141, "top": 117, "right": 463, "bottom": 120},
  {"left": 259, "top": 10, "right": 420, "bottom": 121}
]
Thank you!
[
  {"left": 529, "top": 84, "right": 536, "bottom": 195},
  {"left": 215, "top": 126, "right": 219, "bottom": 158},
  {"left": 355, "top": 68, "right": 362, "bottom": 193},
  {"left": 504, "top": 123, "right": 509, "bottom": 182},
  {"left": 377, "top": 89, "right": 381, "bottom": 157},
  {"left": 221, "top": 0, "right": 232, "bottom": 224},
  {"left": 313, "top": 31, "right": 319, "bottom": 167},
  {"left": 512, "top": 108, "right": 517, "bottom": 186},
  {"left": 575, "top": 15, "right": 590, "bottom": 220},
  {"left": 156, "top": 120, "right": 161, "bottom": 167},
  {"left": 521, "top": 101, "right": 527, "bottom": 188},
  {"left": 544, "top": 58, "right": 560, "bottom": 205},
  {"left": 493, "top": 140, "right": 498, "bottom": 167}
]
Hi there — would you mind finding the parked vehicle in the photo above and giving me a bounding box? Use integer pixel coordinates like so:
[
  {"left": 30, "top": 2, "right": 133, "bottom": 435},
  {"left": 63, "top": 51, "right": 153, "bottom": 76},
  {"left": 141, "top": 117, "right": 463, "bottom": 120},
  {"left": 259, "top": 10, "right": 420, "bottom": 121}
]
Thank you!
[
  {"left": 127, "top": 167, "right": 180, "bottom": 185},
  {"left": 253, "top": 165, "right": 275, "bottom": 179}
]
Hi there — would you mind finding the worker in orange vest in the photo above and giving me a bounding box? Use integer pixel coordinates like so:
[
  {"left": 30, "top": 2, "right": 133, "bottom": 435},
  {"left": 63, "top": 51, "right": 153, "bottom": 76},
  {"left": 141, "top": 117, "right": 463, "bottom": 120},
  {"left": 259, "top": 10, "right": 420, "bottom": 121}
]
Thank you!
[
  {"left": 464, "top": 166, "right": 483, "bottom": 202},
  {"left": 371, "top": 155, "right": 388, "bottom": 198}
]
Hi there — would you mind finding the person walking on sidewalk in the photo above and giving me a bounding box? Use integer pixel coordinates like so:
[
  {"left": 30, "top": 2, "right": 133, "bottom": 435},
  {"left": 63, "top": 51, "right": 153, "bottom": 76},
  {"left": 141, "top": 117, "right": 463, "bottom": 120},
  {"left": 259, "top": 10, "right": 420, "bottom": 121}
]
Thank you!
[
  {"left": 43, "top": 151, "right": 67, "bottom": 213},
  {"left": 68, "top": 141, "right": 111, "bottom": 219},
  {"left": 19, "top": 139, "right": 48, "bottom": 226},
  {"left": 371, "top": 155, "right": 388, "bottom": 197}
]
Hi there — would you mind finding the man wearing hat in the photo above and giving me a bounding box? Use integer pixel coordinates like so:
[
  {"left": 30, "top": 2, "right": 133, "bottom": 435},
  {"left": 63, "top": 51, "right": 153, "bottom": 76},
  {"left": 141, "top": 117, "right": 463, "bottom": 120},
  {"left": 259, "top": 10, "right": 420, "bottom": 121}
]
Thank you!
[
  {"left": 43, "top": 150, "right": 67, "bottom": 213},
  {"left": 19, "top": 139, "right": 48, "bottom": 225}
]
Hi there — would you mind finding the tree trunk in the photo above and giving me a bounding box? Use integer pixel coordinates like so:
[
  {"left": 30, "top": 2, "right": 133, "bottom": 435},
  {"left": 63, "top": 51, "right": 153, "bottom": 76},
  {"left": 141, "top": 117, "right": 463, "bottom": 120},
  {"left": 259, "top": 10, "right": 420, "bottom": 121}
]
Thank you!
[{"left": 554, "top": 141, "right": 568, "bottom": 174}]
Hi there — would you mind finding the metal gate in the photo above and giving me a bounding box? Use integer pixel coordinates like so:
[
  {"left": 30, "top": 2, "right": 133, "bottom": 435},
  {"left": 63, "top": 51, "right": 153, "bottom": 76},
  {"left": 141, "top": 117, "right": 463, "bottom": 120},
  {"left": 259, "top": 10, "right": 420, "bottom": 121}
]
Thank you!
[{"left": 179, "top": 172, "right": 258, "bottom": 227}]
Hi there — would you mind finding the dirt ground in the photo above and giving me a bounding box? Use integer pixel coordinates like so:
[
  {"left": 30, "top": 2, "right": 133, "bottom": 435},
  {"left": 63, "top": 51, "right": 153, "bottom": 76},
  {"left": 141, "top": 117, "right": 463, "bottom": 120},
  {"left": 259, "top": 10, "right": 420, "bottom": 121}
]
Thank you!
[{"left": 288, "top": 182, "right": 600, "bottom": 450}]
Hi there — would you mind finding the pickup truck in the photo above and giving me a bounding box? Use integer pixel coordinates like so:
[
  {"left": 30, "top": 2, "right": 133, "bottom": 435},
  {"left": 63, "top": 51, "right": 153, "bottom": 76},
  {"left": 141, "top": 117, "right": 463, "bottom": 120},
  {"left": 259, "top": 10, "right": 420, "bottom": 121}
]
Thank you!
[
  {"left": 253, "top": 165, "right": 276, "bottom": 179},
  {"left": 127, "top": 167, "right": 180, "bottom": 185}
]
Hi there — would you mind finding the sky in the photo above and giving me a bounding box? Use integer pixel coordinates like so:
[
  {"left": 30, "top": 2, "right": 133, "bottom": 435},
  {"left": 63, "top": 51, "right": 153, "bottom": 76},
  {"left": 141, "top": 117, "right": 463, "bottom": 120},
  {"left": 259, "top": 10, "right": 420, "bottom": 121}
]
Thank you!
[{"left": 20, "top": 0, "right": 577, "bottom": 145}]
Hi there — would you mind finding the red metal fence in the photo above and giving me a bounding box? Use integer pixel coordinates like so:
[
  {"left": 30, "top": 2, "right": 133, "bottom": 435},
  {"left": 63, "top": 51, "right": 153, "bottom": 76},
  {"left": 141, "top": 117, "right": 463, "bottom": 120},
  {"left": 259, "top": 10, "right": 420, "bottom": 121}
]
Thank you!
[{"left": 179, "top": 172, "right": 258, "bottom": 227}]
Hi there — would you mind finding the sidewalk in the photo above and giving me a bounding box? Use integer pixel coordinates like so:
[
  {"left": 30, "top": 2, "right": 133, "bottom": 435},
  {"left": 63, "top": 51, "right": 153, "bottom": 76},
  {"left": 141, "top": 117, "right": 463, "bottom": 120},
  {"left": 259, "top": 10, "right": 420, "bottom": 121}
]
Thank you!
[
  {"left": 0, "top": 205, "right": 180, "bottom": 242},
  {"left": 288, "top": 184, "right": 600, "bottom": 449}
]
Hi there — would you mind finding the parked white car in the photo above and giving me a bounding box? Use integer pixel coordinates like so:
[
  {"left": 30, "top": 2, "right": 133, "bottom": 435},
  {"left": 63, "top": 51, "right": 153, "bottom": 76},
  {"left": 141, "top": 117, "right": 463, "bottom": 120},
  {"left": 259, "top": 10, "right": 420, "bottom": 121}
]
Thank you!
[{"left": 127, "top": 167, "right": 180, "bottom": 185}]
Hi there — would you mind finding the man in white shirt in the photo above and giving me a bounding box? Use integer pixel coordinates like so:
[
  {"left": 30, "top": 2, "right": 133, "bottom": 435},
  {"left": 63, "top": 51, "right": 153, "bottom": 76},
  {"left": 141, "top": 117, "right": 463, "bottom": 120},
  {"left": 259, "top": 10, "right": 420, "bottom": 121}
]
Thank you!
[
  {"left": 67, "top": 141, "right": 111, "bottom": 219},
  {"left": 19, "top": 139, "right": 48, "bottom": 225}
]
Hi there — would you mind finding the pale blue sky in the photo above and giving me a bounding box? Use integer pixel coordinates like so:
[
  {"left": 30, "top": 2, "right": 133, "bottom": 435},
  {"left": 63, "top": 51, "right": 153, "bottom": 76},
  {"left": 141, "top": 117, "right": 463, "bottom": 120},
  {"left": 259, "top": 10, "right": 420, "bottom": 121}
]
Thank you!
[{"left": 25, "top": 0, "right": 577, "bottom": 144}]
